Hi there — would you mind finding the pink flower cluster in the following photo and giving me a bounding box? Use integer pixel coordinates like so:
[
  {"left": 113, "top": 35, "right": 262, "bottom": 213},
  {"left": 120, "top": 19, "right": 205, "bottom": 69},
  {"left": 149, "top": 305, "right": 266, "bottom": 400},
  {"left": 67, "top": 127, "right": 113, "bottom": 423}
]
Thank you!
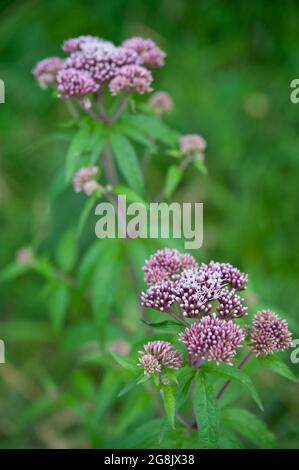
[
  {"left": 143, "top": 248, "right": 197, "bottom": 285},
  {"left": 149, "top": 91, "right": 173, "bottom": 115},
  {"left": 138, "top": 341, "right": 182, "bottom": 375},
  {"left": 179, "top": 313, "right": 245, "bottom": 365},
  {"left": 250, "top": 310, "right": 292, "bottom": 356},
  {"left": 34, "top": 35, "right": 166, "bottom": 99},
  {"left": 32, "top": 57, "right": 64, "bottom": 89},
  {"left": 180, "top": 134, "right": 207, "bottom": 156},
  {"left": 139, "top": 248, "right": 293, "bottom": 367},
  {"left": 73, "top": 166, "right": 99, "bottom": 196}
]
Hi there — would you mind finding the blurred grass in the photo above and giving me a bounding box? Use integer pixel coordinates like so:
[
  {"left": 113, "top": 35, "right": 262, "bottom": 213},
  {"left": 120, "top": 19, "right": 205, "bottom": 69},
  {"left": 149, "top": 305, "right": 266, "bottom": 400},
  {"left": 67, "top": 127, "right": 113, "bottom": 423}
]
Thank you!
[{"left": 1, "top": 0, "right": 299, "bottom": 448}]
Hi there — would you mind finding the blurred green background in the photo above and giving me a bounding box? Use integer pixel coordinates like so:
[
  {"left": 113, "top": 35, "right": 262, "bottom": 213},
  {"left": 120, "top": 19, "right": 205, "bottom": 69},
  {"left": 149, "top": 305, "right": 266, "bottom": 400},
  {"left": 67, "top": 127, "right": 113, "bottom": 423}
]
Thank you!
[{"left": 1, "top": 0, "right": 299, "bottom": 448}]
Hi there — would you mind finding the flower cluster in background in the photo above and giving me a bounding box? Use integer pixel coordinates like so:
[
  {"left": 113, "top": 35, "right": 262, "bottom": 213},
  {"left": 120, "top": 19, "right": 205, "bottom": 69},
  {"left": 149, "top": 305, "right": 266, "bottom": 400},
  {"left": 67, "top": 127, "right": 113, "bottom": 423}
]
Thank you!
[
  {"left": 138, "top": 248, "right": 292, "bottom": 373},
  {"left": 33, "top": 34, "right": 165, "bottom": 99}
]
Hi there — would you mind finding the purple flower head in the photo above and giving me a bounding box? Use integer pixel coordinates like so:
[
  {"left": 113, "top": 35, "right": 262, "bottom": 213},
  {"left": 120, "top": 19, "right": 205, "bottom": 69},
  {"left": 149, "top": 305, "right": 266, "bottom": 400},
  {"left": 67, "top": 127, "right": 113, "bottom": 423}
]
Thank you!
[
  {"left": 62, "top": 35, "right": 113, "bottom": 53},
  {"left": 122, "top": 37, "right": 166, "bottom": 68},
  {"left": 109, "top": 64, "right": 153, "bottom": 95},
  {"left": 217, "top": 288, "right": 247, "bottom": 319},
  {"left": 149, "top": 91, "right": 173, "bottom": 115},
  {"left": 32, "top": 57, "right": 64, "bottom": 89},
  {"left": 64, "top": 43, "right": 138, "bottom": 85},
  {"left": 173, "top": 268, "right": 222, "bottom": 317},
  {"left": 57, "top": 67, "right": 99, "bottom": 99},
  {"left": 138, "top": 341, "right": 183, "bottom": 375},
  {"left": 73, "top": 166, "right": 99, "bottom": 195},
  {"left": 180, "top": 134, "right": 207, "bottom": 156},
  {"left": 141, "top": 280, "right": 175, "bottom": 312},
  {"left": 143, "top": 248, "right": 198, "bottom": 285},
  {"left": 180, "top": 313, "right": 245, "bottom": 365},
  {"left": 250, "top": 310, "right": 293, "bottom": 356},
  {"left": 199, "top": 261, "right": 248, "bottom": 291}
]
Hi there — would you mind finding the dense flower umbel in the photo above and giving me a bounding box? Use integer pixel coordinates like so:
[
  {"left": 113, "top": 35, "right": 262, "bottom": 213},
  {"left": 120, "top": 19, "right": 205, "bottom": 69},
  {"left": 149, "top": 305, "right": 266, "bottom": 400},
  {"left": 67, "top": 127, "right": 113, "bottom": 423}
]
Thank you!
[
  {"left": 122, "top": 37, "right": 166, "bottom": 68},
  {"left": 149, "top": 91, "right": 173, "bottom": 115},
  {"left": 217, "top": 288, "right": 247, "bottom": 319},
  {"left": 143, "top": 248, "right": 197, "bottom": 285},
  {"left": 141, "top": 280, "right": 175, "bottom": 312},
  {"left": 173, "top": 268, "right": 223, "bottom": 317},
  {"left": 32, "top": 57, "right": 64, "bottom": 89},
  {"left": 138, "top": 341, "right": 183, "bottom": 375},
  {"left": 180, "top": 313, "right": 245, "bottom": 365},
  {"left": 109, "top": 64, "right": 153, "bottom": 95},
  {"left": 57, "top": 68, "right": 99, "bottom": 99},
  {"left": 180, "top": 134, "right": 207, "bottom": 156},
  {"left": 199, "top": 261, "right": 248, "bottom": 291},
  {"left": 64, "top": 43, "right": 138, "bottom": 85},
  {"left": 250, "top": 310, "right": 292, "bottom": 356},
  {"left": 62, "top": 35, "right": 113, "bottom": 53},
  {"left": 73, "top": 166, "right": 99, "bottom": 195}
]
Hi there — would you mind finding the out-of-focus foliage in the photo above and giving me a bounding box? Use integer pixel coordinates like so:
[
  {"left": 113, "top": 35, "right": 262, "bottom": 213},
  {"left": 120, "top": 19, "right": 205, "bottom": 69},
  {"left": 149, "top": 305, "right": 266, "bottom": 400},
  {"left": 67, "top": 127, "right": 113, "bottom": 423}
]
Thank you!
[{"left": 0, "top": 0, "right": 299, "bottom": 448}]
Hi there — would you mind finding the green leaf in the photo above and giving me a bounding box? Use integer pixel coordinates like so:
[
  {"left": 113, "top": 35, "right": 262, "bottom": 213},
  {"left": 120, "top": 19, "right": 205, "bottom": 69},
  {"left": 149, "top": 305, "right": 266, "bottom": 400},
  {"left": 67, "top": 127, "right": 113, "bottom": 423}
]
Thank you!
[
  {"left": 110, "top": 133, "right": 144, "bottom": 194},
  {"left": 193, "top": 157, "right": 207, "bottom": 175},
  {"left": 47, "top": 283, "right": 70, "bottom": 332},
  {"left": 127, "top": 114, "right": 180, "bottom": 146},
  {"left": 122, "top": 418, "right": 166, "bottom": 448},
  {"left": 65, "top": 125, "right": 90, "bottom": 181},
  {"left": 89, "top": 124, "right": 105, "bottom": 165},
  {"left": 78, "top": 240, "right": 108, "bottom": 288},
  {"left": 55, "top": 229, "right": 79, "bottom": 271},
  {"left": 258, "top": 355, "right": 298, "bottom": 383},
  {"left": 118, "top": 376, "right": 142, "bottom": 398},
  {"left": 204, "top": 362, "right": 264, "bottom": 411},
  {"left": 111, "top": 352, "right": 138, "bottom": 374},
  {"left": 194, "top": 372, "right": 219, "bottom": 449},
  {"left": 166, "top": 148, "right": 183, "bottom": 159},
  {"left": 112, "top": 184, "right": 146, "bottom": 204},
  {"left": 0, "top": 262, "right": 29, "bottom": 284},
  {"left": 164, "top": 165, "right": 183, "bottom": 198},
  {"left": 162, "top": 384, "right": 176, "bottom": 429},
  {"left": 120, "top": 124, "right": 157, "bottom": 152},
  {"left": 76, "top": 195, "right": 97, "bottom": 240},
  {"left": 91, "top": 241, "right": 120, "bottom": 335},
  {"left": 222, "top": 408, "right": 276, "bottom": 448},
  {"left": 142, "top": 319, "right": 183, "bottom": 330}
]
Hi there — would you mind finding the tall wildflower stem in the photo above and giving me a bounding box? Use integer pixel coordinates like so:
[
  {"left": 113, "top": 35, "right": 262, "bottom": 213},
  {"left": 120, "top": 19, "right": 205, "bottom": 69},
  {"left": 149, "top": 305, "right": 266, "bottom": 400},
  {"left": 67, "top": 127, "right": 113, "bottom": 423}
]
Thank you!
[{"left": 216, "top": 348, "right": 255, "bottom": 400}]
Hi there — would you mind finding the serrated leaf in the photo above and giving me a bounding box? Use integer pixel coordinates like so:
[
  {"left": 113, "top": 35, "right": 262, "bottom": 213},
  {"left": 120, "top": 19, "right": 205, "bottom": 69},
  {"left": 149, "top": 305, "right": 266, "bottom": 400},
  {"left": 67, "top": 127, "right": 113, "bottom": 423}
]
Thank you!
[
  {"left": 222, "top": 408, "right": 276, "bottom": 448},
  {"left": 165, "top": 165, "right": 183, "bottom": 198},
  {"left": 110, "top": 133, "right": 144, "bottom": 194},
  {"left": 194, "top": 372, "right": 219, "bottom": 449},
  {"left": 204, "top": 362, "right": 264, "bottom": 411},
  {"left": 65, "top": 125, "right": 90, "bottom": 181},
  {"left": 258, "top": 355, "right": 298, "bottom": 383},
  {"left": 120, "top": 124, "right": 157, "bottom": 152},
  {"left": 162, "top": 384, "right": 176, "bottom": 429}
]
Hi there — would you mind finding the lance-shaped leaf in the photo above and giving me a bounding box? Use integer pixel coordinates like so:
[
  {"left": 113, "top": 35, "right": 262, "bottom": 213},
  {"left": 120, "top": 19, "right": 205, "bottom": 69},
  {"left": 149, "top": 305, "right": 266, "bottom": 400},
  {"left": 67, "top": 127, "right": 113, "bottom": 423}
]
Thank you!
[
  {"left": 65, "top": 125, "right": 90, "bottom": 181},
  {"left": 194, "top": 372, "right": 219, "bottom": 448},
  {"left": 110, "top": 133, "right": 144, "bottom": 195},
  {"left": 258, "top": 355, "right": 298, "bottom": 383},
  {"left": 164, "top": 165, "right": 183, "bottom": 198},
  {"left": 162, "top": 384, "right": 176, "bottom": 429},
  {"left": 203, "top": 362, "right": 264, "bottom": 411}
]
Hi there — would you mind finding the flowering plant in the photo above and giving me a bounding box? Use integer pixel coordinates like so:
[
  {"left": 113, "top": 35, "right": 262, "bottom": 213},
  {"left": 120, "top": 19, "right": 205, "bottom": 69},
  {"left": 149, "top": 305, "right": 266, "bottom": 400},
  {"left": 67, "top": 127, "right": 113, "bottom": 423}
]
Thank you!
[{"left": 1, "top": 33, "right": 296, "bottom": 449}]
